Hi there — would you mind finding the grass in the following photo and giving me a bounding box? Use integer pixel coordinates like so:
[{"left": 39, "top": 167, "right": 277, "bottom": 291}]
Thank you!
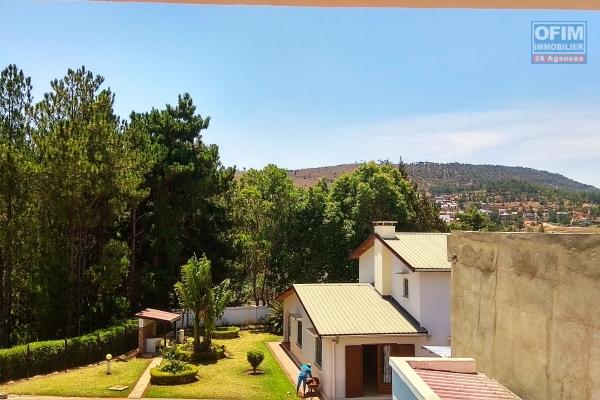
[
  {"left": 146, "top": 330, "right": 295, "bottom": 400},
  {"left": 0, "top": 357, "right": 151, "bottom": 397}
]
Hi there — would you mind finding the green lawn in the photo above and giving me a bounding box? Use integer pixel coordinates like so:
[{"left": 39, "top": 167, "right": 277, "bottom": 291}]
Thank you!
[
  {"left": 146, "top": 330, "right": 295, "bottom": 400},
  {"left": 0, "top": 358, "right": 151, "bottom": 397}
]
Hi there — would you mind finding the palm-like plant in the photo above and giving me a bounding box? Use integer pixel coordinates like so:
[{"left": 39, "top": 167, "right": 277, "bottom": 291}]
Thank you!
[
  {"left": 266, "top": 301, "right": 284, "bottom": 335},
  {"left": 174, "top": 255, "right": 213, "bottom": 354},
  {"left": 204, "top": 278, "right": 232, "bottom": 350}
]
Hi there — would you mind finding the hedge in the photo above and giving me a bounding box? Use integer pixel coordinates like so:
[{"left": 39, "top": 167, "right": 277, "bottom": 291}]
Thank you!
[
  {"left": 191, "top": 345, "right": 226, "bottom": 363},
  {"left": 0, "top": 320, "right": 138, "bottom": 383},
  {"left": 150, "top": 364, "right": 199, "bottom": 385},
  {"left": 212, "top": 326, "right": 240, "bottom": 339}
]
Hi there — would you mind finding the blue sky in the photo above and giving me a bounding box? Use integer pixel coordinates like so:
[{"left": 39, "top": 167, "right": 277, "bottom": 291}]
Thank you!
[{"left": 2, "top": 1, "right": 599, "bottom": 188}]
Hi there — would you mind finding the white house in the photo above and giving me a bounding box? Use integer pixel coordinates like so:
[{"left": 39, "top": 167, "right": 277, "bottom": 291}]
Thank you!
[{"left": 277, "top": 221, "right": 451, "bottom": 399}]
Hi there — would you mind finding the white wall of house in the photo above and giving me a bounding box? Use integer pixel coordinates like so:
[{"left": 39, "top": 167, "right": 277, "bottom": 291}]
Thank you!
[
  {"left": 374, "top": 240, "right": 383, "bottom": 294},
  {"left": 358, "top": 239, "right": 451, "bottom": 347},
  {"left": 373, "top": 240, "right": 393, "bottom": 295},
  {"left": 419, "top": 272, "right": 451, "bottom": 345},
  {"left": 391, "top": 257, "right": 421, "bottom": 322},
  {"left": 358, "top": 247, "right": 375, "bottom": 284},
  {"left": 328, "top": 335, "right": 430, "bottom": 399},
  {"left": 283, "top": 293, "right": 324, "bottom": 388}
]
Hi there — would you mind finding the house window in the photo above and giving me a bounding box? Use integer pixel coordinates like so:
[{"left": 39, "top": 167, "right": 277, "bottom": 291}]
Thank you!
[
  {"left": 403, "top": 278, "right": 409, "bottom": 298},
  {"left": 297, "top": 320, "right": 303, "bottom": 348},
  {"left": 315, "top": 336, "right": 322, "bottom": 367}
]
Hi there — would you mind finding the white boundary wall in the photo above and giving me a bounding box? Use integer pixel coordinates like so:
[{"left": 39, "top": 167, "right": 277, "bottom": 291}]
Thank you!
[{"left": 174, "top": 305, "right": 270, "bottom": 328}]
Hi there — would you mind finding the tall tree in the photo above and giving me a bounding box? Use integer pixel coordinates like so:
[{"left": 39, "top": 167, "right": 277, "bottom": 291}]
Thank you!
[
  {"left": 323, "top": 162, "right": 446, "bottom": 281},
  {"left": 232, "top": 165, "right": 299, "bottom": 305},
  {"left": 0, "top": 65, "right": 34, "bottom": 346},
  {"left": 32, "top": 67, "right": 134, "bottom": 337},
  {"left": 129, "top": 94, "right": 235, "bottom": 309},
  {"left": 121, "top": 121, "right": 159, "bottom": 311}
]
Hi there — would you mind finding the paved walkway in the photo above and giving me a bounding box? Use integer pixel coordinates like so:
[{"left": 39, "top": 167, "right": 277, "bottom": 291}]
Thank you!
[
  {"left": 267, "top": 342, "right": 321, "bottom": 400},
  {"left": 127, "top": 357, "right": 162, "bottom": 399},
  {"left": 268, "top": 342, "right": 300, "bottom": 383},
  {"left": 8, "top": 397, "right": 126, "bottom": 400},
  {"left": 8, "top": 396, "right": 203, "bottom": 400}
]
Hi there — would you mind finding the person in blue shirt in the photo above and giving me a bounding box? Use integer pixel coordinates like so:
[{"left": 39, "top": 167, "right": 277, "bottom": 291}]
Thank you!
[{"left": 296, "top": 363, "right": 313, "bottom": 396}]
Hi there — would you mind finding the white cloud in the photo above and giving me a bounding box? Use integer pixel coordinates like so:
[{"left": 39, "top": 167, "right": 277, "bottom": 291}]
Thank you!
[
  {"left": 213, "top": 104, "right": 600, "bottom": 188},
  {"left": 333, "top": 106, "right": 600, "bottom": 164}
]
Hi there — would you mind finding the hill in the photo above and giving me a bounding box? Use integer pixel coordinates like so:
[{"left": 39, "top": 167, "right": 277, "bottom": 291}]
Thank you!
[{"left": 287, "top": 162, "right": 599, "bottom": 194}]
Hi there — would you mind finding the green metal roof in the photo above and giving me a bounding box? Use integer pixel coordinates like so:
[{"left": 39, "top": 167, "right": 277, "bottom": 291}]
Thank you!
[
  {"left": 292, "top": 283, "right": 424, "bottom": 336},
  {"left": 384, "top": 233, "right": 451, "bottom": 271}
]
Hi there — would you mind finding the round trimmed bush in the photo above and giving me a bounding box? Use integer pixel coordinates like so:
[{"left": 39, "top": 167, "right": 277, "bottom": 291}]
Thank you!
[
  {"left": 150, "top": 364, "right": 199, "bottom": 385},
  {"left": 247, "top": 350, "right": 264, "bottom": 374},
  {"left": 212, "top": 326, "right": 240, "bottom": 339}
]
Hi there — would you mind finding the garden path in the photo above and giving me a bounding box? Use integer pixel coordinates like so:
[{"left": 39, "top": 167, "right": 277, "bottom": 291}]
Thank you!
[{"left": 127, "top": 357, "right": 162, "bottom": 399}]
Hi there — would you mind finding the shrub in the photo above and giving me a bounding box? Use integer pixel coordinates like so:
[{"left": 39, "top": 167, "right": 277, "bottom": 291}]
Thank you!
[
  {"left": 191, "top": 345, "right": 226, "bottom": 363},
  {"left": 150, "top": 363, "right": 199, "bottom": 385},
  {"left": 161, "top": 346, "right": 179, "bottom": 361},
  {"left": 160, "top": 346, "right": 188, "bottom": 373},
  {"left": 161, "top": 359, "right": 188, "bottom": 374},
  {"left": 175, "top": 347, "right": 193, "bottom": 362},
  {"left": 211, "top": 326, "right": 240, "bottom": 339},
  {"left": 0, "top": 320, "right": 138, "bottom": 383},
  {"left": 247, "top": 350, "right": 264, "bottom": 374}
]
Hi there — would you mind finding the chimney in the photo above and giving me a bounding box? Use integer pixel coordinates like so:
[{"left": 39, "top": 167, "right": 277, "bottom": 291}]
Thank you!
[{"left": 373, "top": 221, "right": 397, "bottom": 239}]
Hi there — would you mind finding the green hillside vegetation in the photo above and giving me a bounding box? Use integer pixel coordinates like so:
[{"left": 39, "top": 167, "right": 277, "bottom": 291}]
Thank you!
[
  {"left": 432, "top": 177, "right": 600, "bottom": 204},
  {"left": 408, "top": 162, "right": 597, "bottom": 193},
  {"left": 288, "top": 162, "right": 600, "bottom": 204}
]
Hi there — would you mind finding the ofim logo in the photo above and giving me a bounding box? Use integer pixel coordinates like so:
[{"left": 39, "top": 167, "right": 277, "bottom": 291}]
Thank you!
[{"left": 531, "top": 22, "right": 587, "bottom": 64}]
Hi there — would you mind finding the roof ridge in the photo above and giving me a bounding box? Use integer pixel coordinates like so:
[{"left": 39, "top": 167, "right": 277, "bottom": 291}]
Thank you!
[
  {"left": 393, "top": 232, "right": 450, "bottom": 235},
  {"left": 293, "top": 282, "right": 370, "bottom": 286}
]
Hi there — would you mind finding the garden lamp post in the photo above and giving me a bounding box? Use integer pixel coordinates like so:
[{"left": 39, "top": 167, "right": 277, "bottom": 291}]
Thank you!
[{"left": 106, "top": 354, "right": 112, "bottom": 375}]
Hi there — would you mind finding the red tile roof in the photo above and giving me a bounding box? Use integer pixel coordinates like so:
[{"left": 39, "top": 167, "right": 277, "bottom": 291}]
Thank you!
[
  {"left": 135, "top": 308, "right": 181, "bottom": 323},
  {"left": 414, "top": 368, "right": 519, "bottom": 400}
]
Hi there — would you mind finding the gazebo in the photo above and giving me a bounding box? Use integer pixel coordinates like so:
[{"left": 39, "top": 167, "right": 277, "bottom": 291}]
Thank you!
[{"left": 135, "top": 308, "right": 182, "bottom": 355}]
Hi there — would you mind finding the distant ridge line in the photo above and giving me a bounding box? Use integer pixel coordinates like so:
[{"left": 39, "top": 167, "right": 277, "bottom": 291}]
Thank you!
[{"left": 285, "top": 162, "right": 599, "bottom": 192}]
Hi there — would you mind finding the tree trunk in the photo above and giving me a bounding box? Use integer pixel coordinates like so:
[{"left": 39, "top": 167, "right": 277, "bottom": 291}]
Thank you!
[
  {"left": 128, "top": 204, "right": 138, "bottom": 310},
  {"left": 76, "top": 230, "right": 86, "bottom": 336},
  {"left": 2, "top": 193, "right": 14, "bottom": 347},
  {"left": 0, "top": 249, "right": 4, "bottom": 347},
  {"left": 260, "top": 264, "right": 268, "bottom": 306},
  {"left": 252, "top": 273, "right": 259, "bottom": 306},
  {"left": 193, "top": 310, "right": 201, "bottom": 354},
  {"left": 204, "top": 311, "right": 212, "bottom": 351},
  {"left": 66, "top": 208, "right": 76, "bottom": 338}
]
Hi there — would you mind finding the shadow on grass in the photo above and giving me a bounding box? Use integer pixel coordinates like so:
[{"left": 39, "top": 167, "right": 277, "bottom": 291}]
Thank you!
[
  {"left": 193, "top": 358, "right": 221, "bottom": 366},
  {"left": 153, "top": 376, "right": 200, "bottom": 386},
  {"left": 243, "top": 325, "right": 270, "bottom": 334}
]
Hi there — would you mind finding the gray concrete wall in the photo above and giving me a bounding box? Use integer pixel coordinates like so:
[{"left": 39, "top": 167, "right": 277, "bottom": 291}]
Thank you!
[{"left": 448, "top": 232, "right": 600, "bottom": 400}]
